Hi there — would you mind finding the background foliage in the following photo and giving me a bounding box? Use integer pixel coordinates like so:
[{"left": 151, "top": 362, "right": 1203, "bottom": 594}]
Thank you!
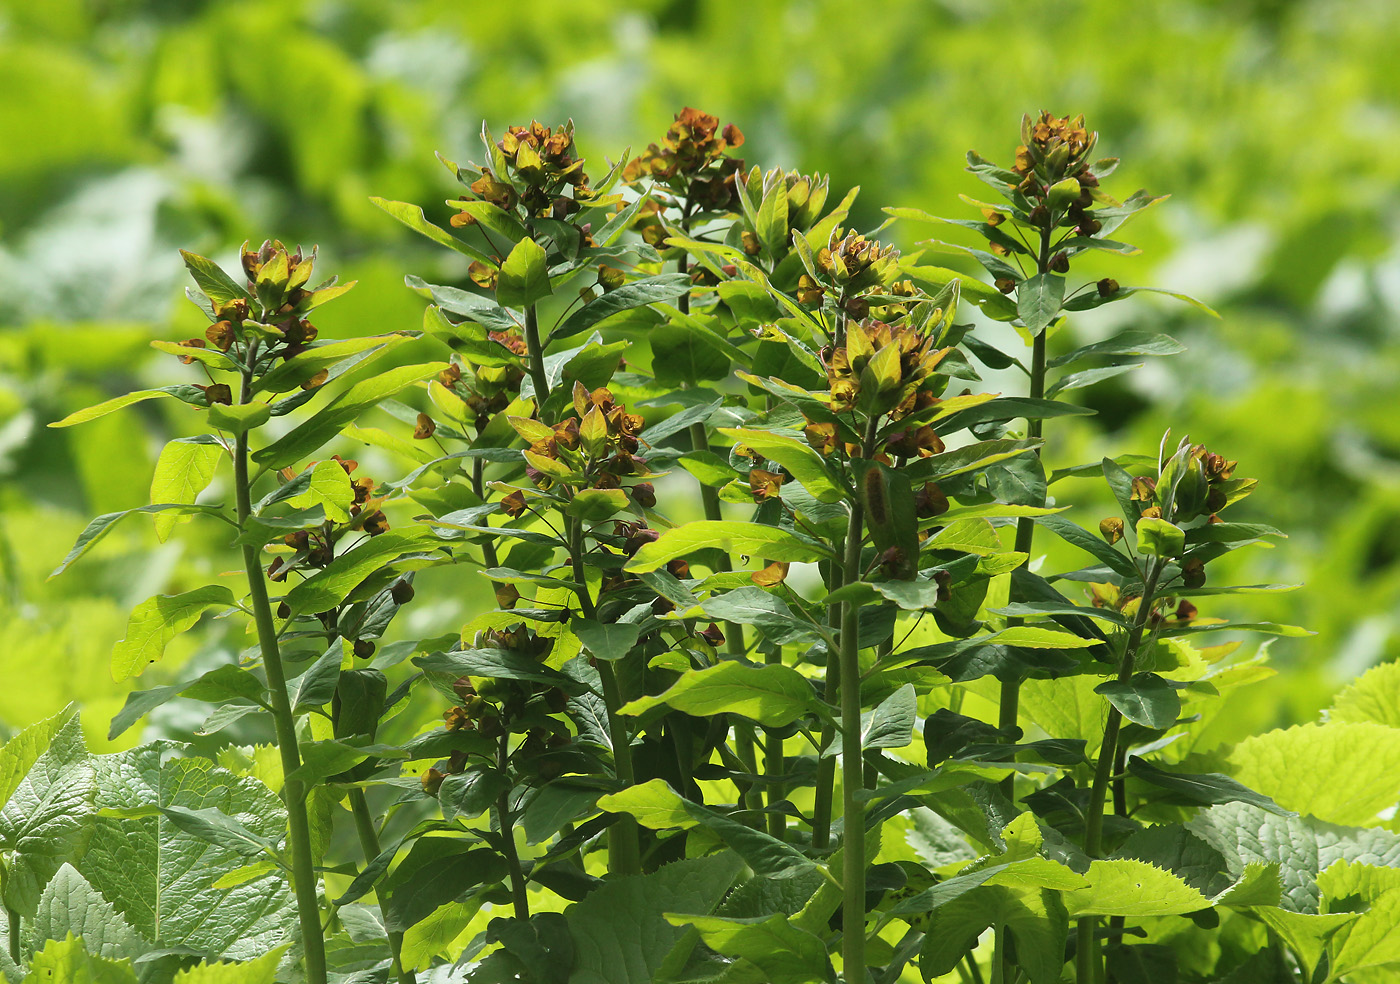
[{"left": 4, "top": 0, "right": 1399, "bottom": 908}]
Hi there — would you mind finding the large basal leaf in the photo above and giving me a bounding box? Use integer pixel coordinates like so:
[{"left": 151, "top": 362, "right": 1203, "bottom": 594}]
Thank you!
[
  {"left": 1062, "top": 859, "right": 1209, "bottom": 917},
  {"left": 664, "top": 913, "right": 830, "bottom": 984},
  {"left": 1227, "top": 721, "right": 1400, "bottom": 826},
  {"left": 34, "top": 864, "right": 146, "bottom": 964},
  {"left": 0, "top": 711, "right": 97, "bottom": 917},
  {"left": 170, "top": 946, "right": 287, "bottom": 984},
  {"left": 22, "top": 935, "right": 138, "bottom": 984},
  {"left": 1327, "top": 661, "right": 1400, "bottom": 728},
  {"left": 77, "top": 746, "right": 295, "bottom": 960},
  {"left": 920, "top": 885, "right": 1067, "bottom": 984},
  {"left": 565, "top": 854, "right": 743, "bottom": 984}
]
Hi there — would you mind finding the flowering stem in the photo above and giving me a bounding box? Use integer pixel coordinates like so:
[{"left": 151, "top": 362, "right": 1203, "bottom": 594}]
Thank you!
[
  {"left": 496, "top": 731, "right": 531, "bottom": 919},
  {"left": 233, "top": 348, "right": 326, "bottom": 984},
  {"left": 1076, "top": 558, "right": 1163, "bottom": 983}
]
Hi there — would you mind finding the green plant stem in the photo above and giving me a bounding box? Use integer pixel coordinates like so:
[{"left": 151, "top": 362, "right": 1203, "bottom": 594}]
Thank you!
[
  {"left": 7, "top": 905, "right": 18, "bottom": 967},
  {"left": 839, "top": 418, "right": 879, "bottom": 982},
  {"left": 234, "top": 356, "right": 326, "bottom": 984},
  {"left": 999, "top": 224, "right": 1053, "bottom": 799},
  {"left": 523, "top": 305, "right": 549, "bottom": 403},
  {"left": 990, "top": 923, "right": 1006, "bottom": 984},
  {"left": 763, "top": 645, "right": 787, "bottom": 841},
  {"left": 348, "top": 791, "right": 415, "bottom": 984},
  {"left": 495, "top": 732, "right": 531, "bottom": 919},
  {"left": 568, "top": 515, "right": 641, "bottom": 876},
  {"left": 1075, "top": 559, "right": 1163, "bottom": 984},
  {"left": 812, "top": 557, "right": 843, "bottom": 850}
]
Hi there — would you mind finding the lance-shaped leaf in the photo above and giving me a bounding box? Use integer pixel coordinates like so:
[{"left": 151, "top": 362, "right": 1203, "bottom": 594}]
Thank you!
[
  {"left": 254, "top": 334, "right": 412, "bottom": 394},
  {"left": 1017, "top": 273, "right": 1065, "bottom": 336},
  {"left": 694, "top": 587, "right": 824, "bottom": 646},
  {"left": 370, "top": 197, "right": 491, "bottom": 263},
  {"left": 52, "top": 504, "right": 230, "bottom": 577},
  {"left": 111, "top": 586, "right": 237, "bottom": 683},
  {"left": 496, "top": 237, "right": 551, "bottom": 309},
  {"left": 620, "top": 661, "right": 825, "bottom": 727},
  {"left": 414, "top": 649, "right": 587, "bottom": 695},
  {"left": 284, "top": 530, "right": 435, "bottom": 616},
  {"left": 1127, "top": 757, "right": 1292, "bottom": 816},
  {"left": 904, "top": 439, "right": 1040, "bottom": 486},
  {"left": 49, "top": 385, "right": 212, "bottom": 428},
  {"left": 1048, "top": 330, "right": 1185, "bottom": 369},
  {"left": 625, "top": 521, "right": 833, "bottom": 573},
  {"left": 665, "top": 913, "right": 831, "bottom": 984},
  {"left": 551, "top": 274, "right": 692, "bottom": 341},
  {"left": 824, "top": 684, "right": 916, "bottom": 757},
  {"left": 720, "top": 428, "right": 844, "bottom": 503}
]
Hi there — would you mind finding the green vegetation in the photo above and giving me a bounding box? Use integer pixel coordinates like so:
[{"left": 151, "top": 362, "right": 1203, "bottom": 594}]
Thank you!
[{"left": 5, "top": 2, "right": 1400, "bottom": 982}]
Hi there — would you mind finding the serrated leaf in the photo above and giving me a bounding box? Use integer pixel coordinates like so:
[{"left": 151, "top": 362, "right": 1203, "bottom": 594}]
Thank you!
[
  {"left": 1228, "top": 722, "right": 1400, "bottom": 825},
  {"left": 1329, "top": 661, "right": 1400, "bottom": 727},
  {"left": 0, "top": 712, "right": 96, "bottom": 916},
  {"left": 171, "top": 946, "right": 287, "bottom": 984},
  {"left": 35, "top": 864, "right": 146, "bottom": 964},
  {"left": 1063, "top": 859, "right": 1209, "bottom": 917},
  {"left": 111, "top": 586, "right": 237, "bottom": 683},
  {"left": 667, "top": 913, "right": 830, "bottom": 984},
  {"left": 23, "top": 935, "right": 138, "bottom": 984},
  {"left": 77, "top": 746, "right": 295, "bottom": 958}
]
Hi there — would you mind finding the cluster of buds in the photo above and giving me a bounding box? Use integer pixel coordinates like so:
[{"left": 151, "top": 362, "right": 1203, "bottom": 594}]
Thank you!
[
  {"left": 173, "top": 241, "right": 345, "bottom": 391},
  {"left": 823, "top": 317, "right": 952, "bottom": 419},
  {"left": 624, "top": 107, "right": 746, "bottom": 218},
  {"left": 1087, "top": 581, "right": 1198, "bottom": 628},
  {"left": 803, "top": 229, "right": 900, "bottom": 303},
  {"left": 510, "top": 384, "right": 654, "bottom": 505},
  {"left": 436, "top": 351, "right": 525, "bottom": 436},
  {"left": 267, "top": 456, "right": 390, "bottom": 583},
  {"left": 470, "top": 121, "right": 595, "bottom": 221}
]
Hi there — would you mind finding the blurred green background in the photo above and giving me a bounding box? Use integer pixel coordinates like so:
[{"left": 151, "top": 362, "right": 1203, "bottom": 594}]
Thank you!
[{"left": 4, "top": 0, "right": 1399, "bottom": 752}]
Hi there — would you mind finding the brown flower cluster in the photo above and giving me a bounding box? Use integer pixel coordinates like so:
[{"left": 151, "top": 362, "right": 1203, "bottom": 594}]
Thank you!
[
  {"left": 459, "top": 120, "right": 597, "bottom": 222},
  {"left": 625, "top": 107, "right": 746, "bottom": 213},
  {"left": 436, "top": 357, "right": 523, "bottom": 436},
  {"left": 1010, "top": 112, "right": 1104, "bottom": 239},
  {"left": 511, "top": 383, "right": 653, "bottom": 507},
  {"left": 824, "top": 317, "right": 952, "bottom": 419}
]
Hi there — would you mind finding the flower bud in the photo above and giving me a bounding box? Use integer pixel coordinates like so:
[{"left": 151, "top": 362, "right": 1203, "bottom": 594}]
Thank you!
[{"left": 1099, "top": 517, "right": 1124, "bottom": 544}]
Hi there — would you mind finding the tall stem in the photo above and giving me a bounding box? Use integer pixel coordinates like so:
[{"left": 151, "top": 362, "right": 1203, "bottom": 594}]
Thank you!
[
  {"left": 348, "top": 791, "right": 415, "bottom": 984},
  {"left": 839, "top": 418, "right": 879, "bottom": 982},
  {"left": 234, "top": 352, "right": 326, "bottom": 984},
  {"left": 495, "top": 733, "right": 531, "bottom": 919},
  {"left": 998, "top": 222, "right": 1054, "bottom": 798},
  {"left": 523, "top": 305, "right": 549, "bottom": 404},
  {"left": 812, "top": 558, "right": 841, "bottom": 850},
  {"left": 763, "top": 644, "right": 787, "bottom": 840},
  {"left": 1075, "top": 559, "right": 1162, "bottom": 983},
  {"left": 569, "top": 515, "right": 641, "bottom": 875}
]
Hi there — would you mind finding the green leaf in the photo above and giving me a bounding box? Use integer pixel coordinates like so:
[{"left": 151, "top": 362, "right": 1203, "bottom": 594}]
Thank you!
[
  {"left": 370, "top": 197, "right": 491, "bottom": 263},
  {"left": 23, "top": 936, "right": 138, "bottom": 984},
  {"left": 78, "top": 746, "right": 295, "bottom": 958},
  {"left": 624, "top": 522, "right": 832, "bottom": 573},
  {"left": 156, "top": 805, "right": 281, "bottom": 861},
  {"left": 50, "top": 386, "right": 208, "bottom": 428},
  {"left": 381, "top": 840, "right": 505, "bottom": 933},
  {"left": 565, "top": 487, "right": 629, "bottom": 520},
  {"left": 207, "top": 403, "right": 270, "bottom": 435},
  {"left": 52, "top": 504, "right": 230, "bottom": 577},
  {"left": 1063, "top": 285, "right": 1219, "bottom": 317},
  {"left": 35, "top": 864, "right": 146, "bottom": 964},
  {"left": 0, "top": 705, "right": 78, "bottom": 813},
  {"left": 284, "top": 531, "right": 434, "bottom": 616},
  {"left": 1136, "top": 516, "right": 1185, "bottom": 557},
  {"left": 666, "top": 913, "right": 830, "bottom": 984},
  {"left": 172, "top": 947, "right": 287, "bottom": 984},
  {"left": 719, "top": 428, "right": 844, "bottom": 503},
  {"left": 573, "top": 620, "right": 640, "bottom": 662},
  {"left": 150, "top": 340, "right": 236, "bottom": 372},
  {"left": 697, "top": 587, "right": 824, "bottom": 646},
  {"left": 438, "top": 767, "right": 510, "bottom": 822},
  {"left": 254, "top": 334, "right": 413, "bottom": 395},
  {"left": 285, "top": 458, "right": 353, "bottom": 524},
  {"left": 111, "top": 586, "right": 237, "bottom": 684},
  {"left": 756, "top": 181, "right": 791, "bottom": 254},
  {"left": 1127, "top": 757, "right": 1292, "bottom": 816},
  {"left": 0, "top": 712, "right": 96, "bottom": 917},
  {"left": 150, "top": 439, "right": 223, "bottom": 542},
  {"left": 253, "top": 362, "right": 449, "bottom": 469},
  {"left": 904, "top": 439, "right": 1040, "bottom": 485},
  {"left": 1063, "top": 859, "right": 1210, "bottom": 917},
  {"left": 447, "top": 200, "right": 529, "bottom": 243},
  {"left": 1036, "top": 515, "right": 1139, "bottom": 578},
  {"left": 290, "top": 645, "right": 343, "bottom": 712},
  {"left": 1048, "top": 330, "right": 1185, "bottom": 369},
  {"left": 413, "top": 650, "right": 586, "bottom": 695},
  {"left": 1316, "top": 861, "right": 1400, "bottom": 980},
  {"left": 824, "top": 684, "right": 916, "bottom": 757},
  {"left": 620, "top": 661, "right": 823, "bottom": 727},
  {"left": 564, "top": 854, "right": 743, "bottom": 984},
  {"left": 1328, "top": 661, "right": 1400, "bottom": 727},
  {"left": 920, "top": 885, "right": 1067, "bottom": 984},
  {"left": 1095, "top": 674, "right": 1181, "bottom": 729},
  {"left": 551, "top": 274, "right": 692, "bottom": 341},
  {"left": 1227, "top": 722, "right": 1400, "bottom": 825},
  {"left": 1017, "top": 273, "right": 1065, "bottom": 336},
  {"left": 180, "top": 250, "right": 252, "bottom": 307},
  {"left": 596, "top": 779, "right": 695, "bottom": 830},
  {"left": 1046, "top": 363, "right": 1141, "bottom": 398},
  {"left": 497, "top": 238, "right": 551, "bottom": 309}
]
